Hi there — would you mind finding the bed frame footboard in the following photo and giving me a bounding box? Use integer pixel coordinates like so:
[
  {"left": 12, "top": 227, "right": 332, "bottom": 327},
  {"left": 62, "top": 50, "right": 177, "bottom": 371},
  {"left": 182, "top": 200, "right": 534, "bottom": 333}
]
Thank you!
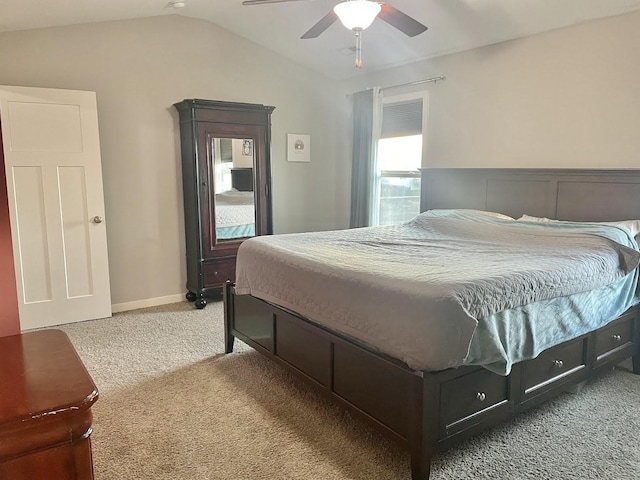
[{"left": 223, "top": 282, "right": 640, "bottom": 479}]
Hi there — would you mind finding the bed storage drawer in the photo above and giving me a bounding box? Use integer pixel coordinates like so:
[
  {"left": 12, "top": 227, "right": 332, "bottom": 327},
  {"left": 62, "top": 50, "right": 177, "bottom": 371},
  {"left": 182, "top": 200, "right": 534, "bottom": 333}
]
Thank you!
[
  {"left": 521, "top": 336, "right": 587, "bottom": 396},
  {"left": 233, "top": 294, "right": 274, "bottom": 352},
  {"left": 333, "top": 343, "right": 414, "bottom": 440},
  {"left": 276, "top": 312, "right": 332, "bottom": 387},
  {"left": 440, "top": 368, "right": 509, "bottom": 436},
  {"left": 595, "top": 312, "right": 635, "bottom": 365}
]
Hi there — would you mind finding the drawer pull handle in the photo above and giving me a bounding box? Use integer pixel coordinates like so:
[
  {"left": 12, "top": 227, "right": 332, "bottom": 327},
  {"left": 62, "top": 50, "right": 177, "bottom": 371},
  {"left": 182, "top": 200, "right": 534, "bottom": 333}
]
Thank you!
[
  {"left": 476, "top": 392, "right": 486, "bottom": 402},
  {"left": 553, "top": 359, "right": 564, "bottom": 369},
  {"left": 214, "top": 271, "right": 218, "bottom": 276},
  {"left": 612, "top": 334, "right": 622, "bottom": 342}
]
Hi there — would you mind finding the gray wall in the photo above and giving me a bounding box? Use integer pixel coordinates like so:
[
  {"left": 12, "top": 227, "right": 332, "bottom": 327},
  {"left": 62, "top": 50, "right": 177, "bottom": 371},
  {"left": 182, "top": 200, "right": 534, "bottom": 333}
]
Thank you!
[
  {"left": 3, "top": 10, "right": 638, "bottom": 311},
  {"left": 340, "top": 11, "right": 640, "bottom": 175},
  {"left": 0, "top": 15, "right": 346, "bottom": 310}
]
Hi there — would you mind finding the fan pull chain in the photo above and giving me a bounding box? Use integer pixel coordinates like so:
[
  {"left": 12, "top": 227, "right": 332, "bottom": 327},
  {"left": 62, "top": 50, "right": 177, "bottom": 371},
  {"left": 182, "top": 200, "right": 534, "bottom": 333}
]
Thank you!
[{"left": 355, "top": 29, "right": 363, "bottom": 68}]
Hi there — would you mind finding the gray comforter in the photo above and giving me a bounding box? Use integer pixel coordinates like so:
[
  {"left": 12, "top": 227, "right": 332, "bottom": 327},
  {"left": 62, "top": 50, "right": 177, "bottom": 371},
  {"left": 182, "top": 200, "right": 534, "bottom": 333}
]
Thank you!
[{"left": 235, "top": 210, "right": 640, "bottom": 372}]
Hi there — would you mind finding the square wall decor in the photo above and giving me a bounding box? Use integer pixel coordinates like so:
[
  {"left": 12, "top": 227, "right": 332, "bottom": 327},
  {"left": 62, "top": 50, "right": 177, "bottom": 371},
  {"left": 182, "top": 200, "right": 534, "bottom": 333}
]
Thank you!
[{"left": 287, "top": 133, "right": 310, "bottom": 162}]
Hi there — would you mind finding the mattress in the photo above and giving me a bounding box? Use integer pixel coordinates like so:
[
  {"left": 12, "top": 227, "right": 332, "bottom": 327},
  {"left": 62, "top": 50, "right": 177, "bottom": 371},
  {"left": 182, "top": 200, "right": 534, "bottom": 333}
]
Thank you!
[
  {"left": 234, "top": 210, "right": 640, "bottom": 374},
  {"left": 217, "top": 223, "right": 255, "bottom": 240},
  {"left": 215, "top": 189, "right": 255, "bottom": 239}
]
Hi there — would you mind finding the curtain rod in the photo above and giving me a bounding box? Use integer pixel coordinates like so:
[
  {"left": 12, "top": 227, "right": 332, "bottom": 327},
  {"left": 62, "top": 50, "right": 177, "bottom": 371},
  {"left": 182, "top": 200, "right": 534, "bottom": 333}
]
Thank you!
[
  {"left": 346, "top": 75, "right": 446, "bottom": 98},
  {"left": 381, "top": 75, "right": 446, "bottom": 92}
]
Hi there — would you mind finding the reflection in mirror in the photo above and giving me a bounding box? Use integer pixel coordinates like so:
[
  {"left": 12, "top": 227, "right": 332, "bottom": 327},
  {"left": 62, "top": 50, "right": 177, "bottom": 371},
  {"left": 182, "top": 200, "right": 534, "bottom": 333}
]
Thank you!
[{"left": 212, "top": 137, "right": 255, "bottom": 241}]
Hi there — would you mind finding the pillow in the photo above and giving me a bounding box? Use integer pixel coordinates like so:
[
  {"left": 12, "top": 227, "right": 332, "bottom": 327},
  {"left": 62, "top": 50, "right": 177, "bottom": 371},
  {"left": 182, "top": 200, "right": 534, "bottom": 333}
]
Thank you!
[
  {"left": 461, "top": 209, "right": 514, "bottom": 220},
  {"left": 518, "top": 214, "right": 554, "bottom": 223},
  {"left": 607, "top": 220, "right": 640, "bottom": 237},
  {"left": 421, "top": 209, "right": 515, "bottom": 221},
  {"left": 517, "top": 214, "right": 640, "bottom": 237}
]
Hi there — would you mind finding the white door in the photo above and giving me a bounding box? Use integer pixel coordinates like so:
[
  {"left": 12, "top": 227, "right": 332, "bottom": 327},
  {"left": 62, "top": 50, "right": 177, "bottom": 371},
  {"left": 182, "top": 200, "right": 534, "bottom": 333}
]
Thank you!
[{"left": 0, "top": 85, "right": 111, "bottom": 330}]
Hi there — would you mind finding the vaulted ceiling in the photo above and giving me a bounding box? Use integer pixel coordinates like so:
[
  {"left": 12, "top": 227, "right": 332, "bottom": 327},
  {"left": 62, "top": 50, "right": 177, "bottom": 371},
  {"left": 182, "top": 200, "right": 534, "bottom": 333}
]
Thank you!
[{"left": 2, "top": 0, "right": 640, "bottom": 79}]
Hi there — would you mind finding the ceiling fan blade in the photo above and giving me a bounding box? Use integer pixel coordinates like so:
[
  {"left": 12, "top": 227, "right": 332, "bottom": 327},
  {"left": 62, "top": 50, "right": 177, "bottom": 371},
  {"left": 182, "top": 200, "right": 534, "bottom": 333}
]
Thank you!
[
  {"left": 301, "top": 10, "right": 338, "bottom": 39},
  {"left": 242, "top": 0, "right": 310, "bottom": 5},
  {"left": 378, "top": 4, "right": 428, "bottom": 37}
]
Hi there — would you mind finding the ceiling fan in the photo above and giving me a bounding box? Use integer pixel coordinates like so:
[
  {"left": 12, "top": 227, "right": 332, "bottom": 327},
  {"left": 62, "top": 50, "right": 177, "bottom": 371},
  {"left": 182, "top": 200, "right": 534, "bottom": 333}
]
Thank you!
[{"left": 242, "top": 0, "right": 428, "bottom": 68}]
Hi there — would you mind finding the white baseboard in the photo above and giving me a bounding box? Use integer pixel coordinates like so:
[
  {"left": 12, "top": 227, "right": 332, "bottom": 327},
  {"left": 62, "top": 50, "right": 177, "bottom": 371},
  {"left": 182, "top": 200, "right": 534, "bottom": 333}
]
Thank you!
[{"left": 111, "top": 294, "right": 185, "bottom": 313}]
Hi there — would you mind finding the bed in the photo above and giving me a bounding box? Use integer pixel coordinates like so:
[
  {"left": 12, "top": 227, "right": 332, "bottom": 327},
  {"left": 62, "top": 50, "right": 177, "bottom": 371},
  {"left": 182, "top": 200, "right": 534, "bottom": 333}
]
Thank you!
[
  {"left": 223, "top": 168, "right": 640, "bottom": 479},
  {"left": 215, "top": 189, "right": 255, "bottom": 240}
]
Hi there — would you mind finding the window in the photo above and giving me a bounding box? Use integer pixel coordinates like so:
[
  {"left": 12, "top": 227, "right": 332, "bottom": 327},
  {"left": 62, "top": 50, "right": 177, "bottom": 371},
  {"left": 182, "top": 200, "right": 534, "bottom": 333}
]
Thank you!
[
  {"left": 372, "top": 94, "right": 425, "bottom": 226},
  {"left": 376, "top": 134, "right": 422, "bottom": 225}
]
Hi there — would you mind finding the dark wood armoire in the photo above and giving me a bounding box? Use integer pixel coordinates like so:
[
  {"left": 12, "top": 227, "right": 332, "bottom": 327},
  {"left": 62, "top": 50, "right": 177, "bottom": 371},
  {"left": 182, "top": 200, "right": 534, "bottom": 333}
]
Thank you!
[{"left": 174, "top": 99, "right": 274, "bottom": 308}]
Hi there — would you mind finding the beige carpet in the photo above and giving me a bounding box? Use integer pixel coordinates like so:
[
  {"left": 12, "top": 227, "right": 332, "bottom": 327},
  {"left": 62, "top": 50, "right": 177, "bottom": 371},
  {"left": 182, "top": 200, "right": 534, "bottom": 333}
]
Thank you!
[{"left": 56, "top": 300, "right": 640, "bottom": 479}]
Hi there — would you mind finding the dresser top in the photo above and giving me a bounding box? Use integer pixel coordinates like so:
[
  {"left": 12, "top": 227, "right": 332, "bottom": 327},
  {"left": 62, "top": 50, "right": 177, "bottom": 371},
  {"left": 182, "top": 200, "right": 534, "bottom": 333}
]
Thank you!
[{"left": 0, "top": 329, "right": 98, "bottom": 427}]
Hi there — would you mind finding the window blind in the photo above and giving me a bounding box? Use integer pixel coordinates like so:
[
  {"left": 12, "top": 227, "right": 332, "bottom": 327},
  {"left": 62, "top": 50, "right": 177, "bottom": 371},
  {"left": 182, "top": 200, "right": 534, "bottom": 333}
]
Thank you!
[
  {"left": 380, "top": 100, "right": 423, "bottom": 138},
  {"left": 220, "top": 138, "right": 233, "bottom": 162}
]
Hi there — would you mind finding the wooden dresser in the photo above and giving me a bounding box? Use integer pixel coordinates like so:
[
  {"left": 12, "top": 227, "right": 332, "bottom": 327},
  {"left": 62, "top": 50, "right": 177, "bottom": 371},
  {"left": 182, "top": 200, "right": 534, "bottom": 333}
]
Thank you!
[{"left": 0, "top": 330, "right": 98, "bottom": 480}]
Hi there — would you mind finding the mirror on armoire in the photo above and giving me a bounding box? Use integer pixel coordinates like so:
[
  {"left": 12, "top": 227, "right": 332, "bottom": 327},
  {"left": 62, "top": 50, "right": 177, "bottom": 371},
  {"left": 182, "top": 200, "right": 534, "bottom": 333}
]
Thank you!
[
  {"left": 174, "top": 99, "right": 274, "bottom": 309},
  {"left": 211, "top": 137, "right": 256, "bottom": 241}
]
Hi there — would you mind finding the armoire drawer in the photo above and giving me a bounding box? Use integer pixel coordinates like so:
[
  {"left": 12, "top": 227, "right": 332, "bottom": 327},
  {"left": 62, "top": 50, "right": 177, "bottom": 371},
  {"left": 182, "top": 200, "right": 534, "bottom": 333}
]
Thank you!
[
  {"left": 522, "top": 337, "right": 587, "bottom": 396},
  {"left": 202, "top": 258, "right": 236, "bottom": 287}
]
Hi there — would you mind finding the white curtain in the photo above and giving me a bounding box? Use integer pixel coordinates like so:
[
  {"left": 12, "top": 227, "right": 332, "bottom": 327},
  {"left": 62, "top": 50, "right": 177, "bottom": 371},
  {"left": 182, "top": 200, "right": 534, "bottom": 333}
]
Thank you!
[{"left": 369, "top": 87, "right": 383, "bottom": 226}]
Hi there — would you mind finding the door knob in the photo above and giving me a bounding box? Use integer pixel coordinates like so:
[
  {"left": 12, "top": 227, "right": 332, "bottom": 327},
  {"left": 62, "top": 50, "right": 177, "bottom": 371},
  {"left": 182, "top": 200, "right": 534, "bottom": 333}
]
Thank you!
[{"left": 93, "top": 216, "right": 103, "bottom": 224}]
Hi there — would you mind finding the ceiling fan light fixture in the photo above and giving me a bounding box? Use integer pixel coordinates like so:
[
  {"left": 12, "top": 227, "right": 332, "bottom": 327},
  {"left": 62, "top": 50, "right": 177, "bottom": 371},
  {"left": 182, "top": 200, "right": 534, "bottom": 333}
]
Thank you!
[{"left": 333, "top": 0, "right": 382, "bottom": 31}]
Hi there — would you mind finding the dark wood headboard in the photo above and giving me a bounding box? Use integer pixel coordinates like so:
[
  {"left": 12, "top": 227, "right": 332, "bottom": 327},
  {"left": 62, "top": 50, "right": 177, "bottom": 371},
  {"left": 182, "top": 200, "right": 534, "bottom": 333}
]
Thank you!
[
  {"left": 230, "top": 167, "right": 253, "bottom": 192},
  {"left": 420, "top": 168, "right": 640, "bottom": 222}
]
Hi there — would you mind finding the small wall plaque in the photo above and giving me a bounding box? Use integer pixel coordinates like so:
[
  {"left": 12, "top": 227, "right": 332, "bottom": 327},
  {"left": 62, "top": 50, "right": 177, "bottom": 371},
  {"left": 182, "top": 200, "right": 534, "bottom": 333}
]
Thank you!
[{"left": 287, "top": 133, "right": 311, "bottom": 163}]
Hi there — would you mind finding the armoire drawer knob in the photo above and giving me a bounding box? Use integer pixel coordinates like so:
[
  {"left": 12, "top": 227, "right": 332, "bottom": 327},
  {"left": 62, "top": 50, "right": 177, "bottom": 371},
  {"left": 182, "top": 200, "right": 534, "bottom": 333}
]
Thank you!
[
  {"left": 553, "top": 359, "right": 564, "bottom": 369},
  {"left": 476, "top": 392, "right": 486, "bottom": 402},
  {"left": 612, "top": 334, "right": 622, "bottom": 342}
]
